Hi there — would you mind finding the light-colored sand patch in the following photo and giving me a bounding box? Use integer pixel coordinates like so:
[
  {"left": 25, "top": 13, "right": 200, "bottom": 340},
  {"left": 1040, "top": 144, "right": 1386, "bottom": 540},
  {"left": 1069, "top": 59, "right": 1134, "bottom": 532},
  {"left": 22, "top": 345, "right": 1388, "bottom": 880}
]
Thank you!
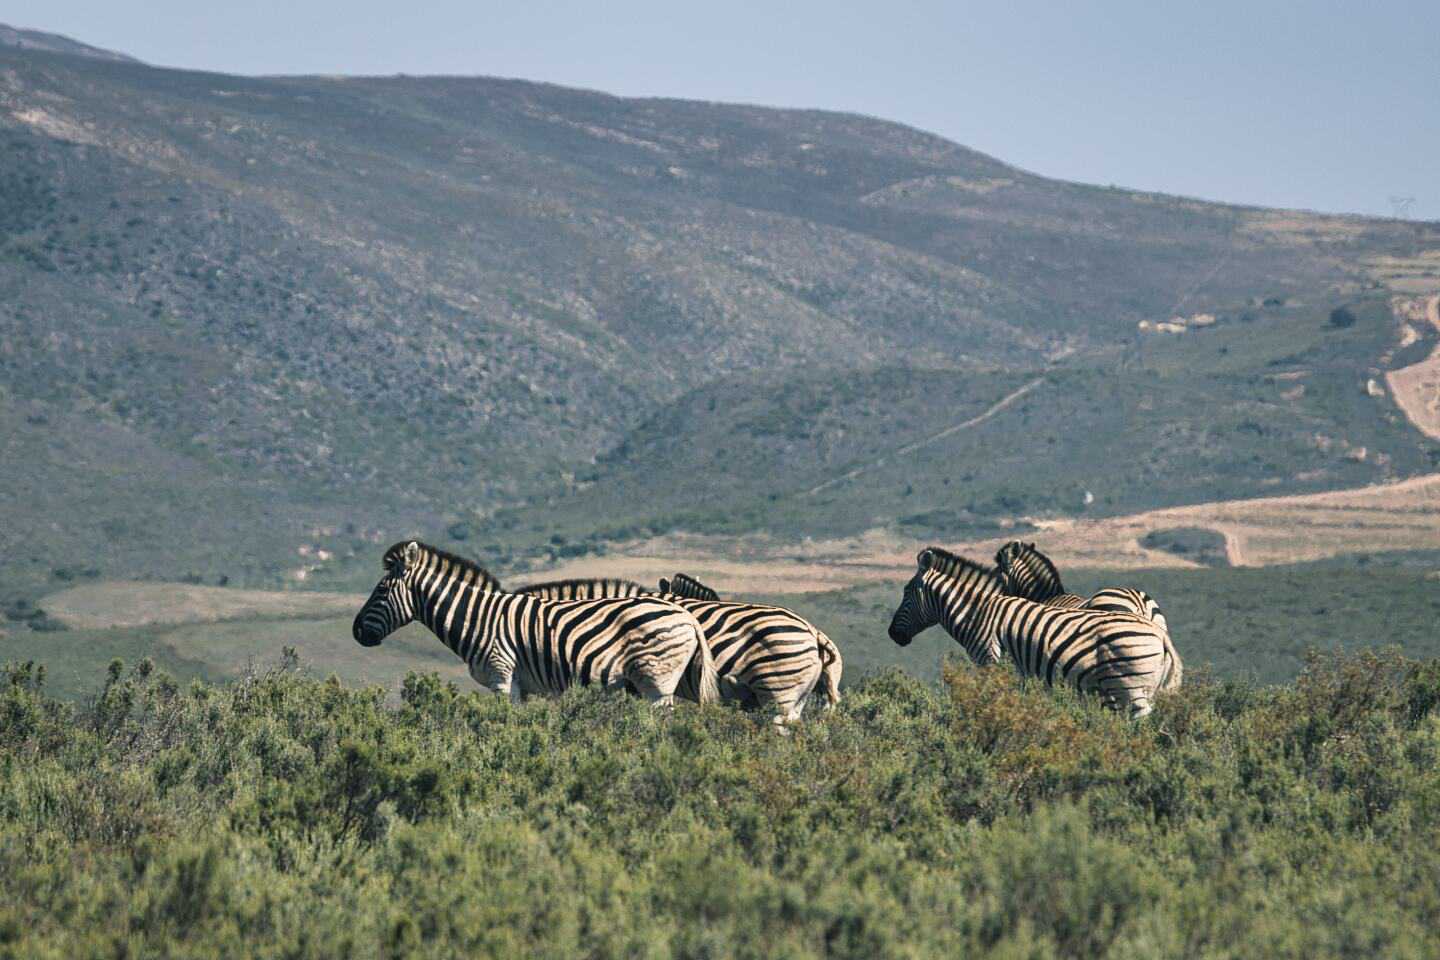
[
  {"left": 1239, "top": 212, "right": 1372, "bottom": 244},
  {"left": 534, "top": 474, "right": 1440, "bottom": 594},
  {"left": 1385, "top": 294, "right": 1440, "bottom": 441},
  {"left": 43, "top": 581, "right": 365, "bottom": 630}
]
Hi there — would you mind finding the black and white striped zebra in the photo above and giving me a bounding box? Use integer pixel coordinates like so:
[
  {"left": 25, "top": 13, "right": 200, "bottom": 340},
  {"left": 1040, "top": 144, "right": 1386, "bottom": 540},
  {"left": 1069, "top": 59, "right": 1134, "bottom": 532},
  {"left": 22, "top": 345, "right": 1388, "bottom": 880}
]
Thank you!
[
  {"left": 352, "top": 541, "right": 719, "bottom": 705},
  {"left": 658, "top": 573, "right": 843, "bottom": 710},
  {"left": 512, "top": 572, "right": 830, "bottom": 725},
  {"left": 887, "top": 547, "right": 1169, "bottom": 717},
  {"left": 994, "top": 541, "right": 1181, "bottom": 692}
]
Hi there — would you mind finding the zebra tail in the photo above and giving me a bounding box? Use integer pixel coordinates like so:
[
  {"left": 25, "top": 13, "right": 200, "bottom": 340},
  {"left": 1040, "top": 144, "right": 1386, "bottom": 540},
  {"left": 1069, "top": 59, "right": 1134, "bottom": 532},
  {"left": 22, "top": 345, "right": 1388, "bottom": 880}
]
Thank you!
[
  {"left": 817, "top": 631, "right": 843, "bottom": 707},
  {"left": 687, "top": 627, "right": 721, "bottom": 705},
  {"left": 1160, "top": 634, "right": 1183, "bottom": 692}
]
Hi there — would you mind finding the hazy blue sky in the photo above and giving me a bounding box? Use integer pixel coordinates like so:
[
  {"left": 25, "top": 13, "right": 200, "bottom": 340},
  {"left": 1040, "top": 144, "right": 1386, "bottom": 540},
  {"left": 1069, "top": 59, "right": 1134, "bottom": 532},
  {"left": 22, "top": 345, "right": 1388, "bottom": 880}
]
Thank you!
[{"left": 9, "top": 1, "right": 1438, "bottom": 220}]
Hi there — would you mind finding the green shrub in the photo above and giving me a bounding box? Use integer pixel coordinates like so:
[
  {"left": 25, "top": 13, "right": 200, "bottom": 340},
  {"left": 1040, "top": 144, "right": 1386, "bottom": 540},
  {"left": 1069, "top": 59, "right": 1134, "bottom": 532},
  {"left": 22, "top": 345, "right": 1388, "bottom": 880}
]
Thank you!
[{"left": 2, "top": 650, "right": 1440, "bottom": 957}]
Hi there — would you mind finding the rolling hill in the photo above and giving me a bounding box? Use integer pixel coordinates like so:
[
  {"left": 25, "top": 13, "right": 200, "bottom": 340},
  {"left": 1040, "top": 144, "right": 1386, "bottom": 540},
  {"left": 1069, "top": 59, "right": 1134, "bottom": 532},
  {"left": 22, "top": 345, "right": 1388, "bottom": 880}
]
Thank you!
[{"left": 1, "top": 24, "right": 1438, "bottom": 610}]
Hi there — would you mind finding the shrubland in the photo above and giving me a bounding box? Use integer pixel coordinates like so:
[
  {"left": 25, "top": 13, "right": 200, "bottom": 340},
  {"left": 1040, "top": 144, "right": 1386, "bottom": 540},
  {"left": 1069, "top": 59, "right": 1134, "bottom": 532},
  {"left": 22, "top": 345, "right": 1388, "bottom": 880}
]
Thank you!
[{"left": 4, "top": 648, "right": 1440, "bottom": 958}]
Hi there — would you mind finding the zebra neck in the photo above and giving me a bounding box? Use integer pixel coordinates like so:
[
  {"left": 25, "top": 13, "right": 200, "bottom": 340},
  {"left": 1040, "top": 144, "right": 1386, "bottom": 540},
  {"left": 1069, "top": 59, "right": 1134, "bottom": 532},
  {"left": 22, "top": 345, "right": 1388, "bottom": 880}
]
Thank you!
[
  {"left": 1015, "top": 568, "right": 1063, "bottom": 601},
  {"left": 411, "top": 576, "right": 526, "bottom": 657},
  {"left": 936, "top": 579, "right": 1001, "bottom": 654}
]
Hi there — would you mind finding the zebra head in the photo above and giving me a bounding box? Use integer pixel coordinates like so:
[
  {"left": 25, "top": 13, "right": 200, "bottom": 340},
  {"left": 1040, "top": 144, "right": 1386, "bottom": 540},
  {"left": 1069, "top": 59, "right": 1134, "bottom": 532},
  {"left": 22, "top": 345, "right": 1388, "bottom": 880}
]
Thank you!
[
  {"left": 891, "top": 548, "right": 1006, "bottom": 664},
  {"left": 887, "top": 549, "right": 943, "bottom": 646},
  {"left": 994, "top": 540, "right": 1065, "bottom": 601},
  {"left": 352, "top": 540, "right": 422, "bottom": 647}
]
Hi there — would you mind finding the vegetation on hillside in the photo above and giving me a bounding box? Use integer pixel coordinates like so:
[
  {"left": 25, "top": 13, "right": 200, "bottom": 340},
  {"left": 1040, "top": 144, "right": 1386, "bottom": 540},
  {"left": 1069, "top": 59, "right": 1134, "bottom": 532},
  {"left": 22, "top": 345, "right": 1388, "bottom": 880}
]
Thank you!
[
  {"left": 2, "top": 39, "right": 1438, "bottom": 593},
  {"left": 3, "top": 649, "right": 1440, "bottom": 957}
]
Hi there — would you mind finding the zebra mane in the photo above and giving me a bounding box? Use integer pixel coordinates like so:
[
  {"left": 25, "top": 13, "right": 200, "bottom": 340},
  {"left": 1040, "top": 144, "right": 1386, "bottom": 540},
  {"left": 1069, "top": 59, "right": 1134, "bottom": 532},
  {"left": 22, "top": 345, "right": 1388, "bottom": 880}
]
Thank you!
[
  {"left": 996, "top": 541, "right": 1065, "bottom": 594},
  {"left": 920, "top": 546, "right": 1001, "bottom": 583},
  {"left": 514, "top": 577, "right": 649, "bottom": 597},
  {"left": 661, "top": 573, "right": 720, "bottom": 601},
  {"left": 385, "top": 540, "right": 502, "bottom": 590}
]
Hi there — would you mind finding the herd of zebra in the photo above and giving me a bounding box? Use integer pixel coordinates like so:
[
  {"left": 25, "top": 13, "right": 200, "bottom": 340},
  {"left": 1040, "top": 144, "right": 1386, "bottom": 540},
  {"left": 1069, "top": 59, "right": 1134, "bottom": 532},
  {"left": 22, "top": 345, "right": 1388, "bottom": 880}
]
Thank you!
[{"left": 352, "top": 537, "right": 1180, "bottom": 724}]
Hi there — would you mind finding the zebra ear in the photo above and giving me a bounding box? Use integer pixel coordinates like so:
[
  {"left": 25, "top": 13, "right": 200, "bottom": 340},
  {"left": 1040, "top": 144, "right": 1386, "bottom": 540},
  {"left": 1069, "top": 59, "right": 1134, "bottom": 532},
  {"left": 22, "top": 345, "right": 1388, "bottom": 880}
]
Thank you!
[
  {"left": 657, "top": 578, "right": 670, "bottom": 593},
  {"left": 402, "top": 541, "right": 421, "bottom": 568},
  {"left": 916, "top": 549, "right": 934, "bottom": 570}
]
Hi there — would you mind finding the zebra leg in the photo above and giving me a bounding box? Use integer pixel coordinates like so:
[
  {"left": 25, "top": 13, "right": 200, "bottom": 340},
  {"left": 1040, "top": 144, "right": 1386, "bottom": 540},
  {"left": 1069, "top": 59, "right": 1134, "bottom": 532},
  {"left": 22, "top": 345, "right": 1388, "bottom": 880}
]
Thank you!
[
  {"left": 767, "top": 667, "right": 822, "bottom": 732},
  {"left": 625, "top": 626, "right": 696, "bottom": 710},
  {"left": 470, "top": 660, "right": 519, "bottom": 702},
  {"left": 719, "top": 676, "right": 758, "bottom": 707}
]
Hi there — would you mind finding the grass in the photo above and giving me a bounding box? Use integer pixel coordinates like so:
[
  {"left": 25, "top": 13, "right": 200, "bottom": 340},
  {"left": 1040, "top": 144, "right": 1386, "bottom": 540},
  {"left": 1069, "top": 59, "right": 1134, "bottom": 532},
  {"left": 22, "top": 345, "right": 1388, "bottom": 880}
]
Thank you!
[{"left": 4, "top": 648, "right": 1440, "bottom": 957}]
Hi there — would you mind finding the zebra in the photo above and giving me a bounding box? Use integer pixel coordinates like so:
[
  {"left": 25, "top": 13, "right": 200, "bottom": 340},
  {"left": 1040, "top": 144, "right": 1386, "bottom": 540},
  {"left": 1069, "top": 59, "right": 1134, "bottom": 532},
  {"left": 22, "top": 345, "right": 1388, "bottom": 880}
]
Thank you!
[
  {"left": 887, "top": 547, "right": 1169, "bottom": 718},
  {"left": 352, "top": 541, "right": 719, "bottom": 706},
  {"left": 513, "top": 572, "right": 830, "bottom": 726},
  {"left": 994, "top": 541, "right": 1181, "bottom": 692},
  {"left": 658, "top": 573, "right": 843, "bottom": 710}
]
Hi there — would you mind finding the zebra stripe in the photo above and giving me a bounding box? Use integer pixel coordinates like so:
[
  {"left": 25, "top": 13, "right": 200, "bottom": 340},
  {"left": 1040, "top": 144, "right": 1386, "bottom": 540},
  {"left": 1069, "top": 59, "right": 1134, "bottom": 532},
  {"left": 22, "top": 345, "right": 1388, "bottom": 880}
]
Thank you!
[
  {"left": 993, "top": 541, "right": 1087, "bottom": 608},
  {"left": 516, "top": 577, "right": 651, "bottom": 600},
  {"left": 888, "top": 547, "right": 1169, "bottom": 718},
  {"left": 352, "top": 541, "right": 719, "bottom": 705},
  {"left": 995, "top": 541, "right": 1181, "bottom": 692},
  {"left": 515, "top": 573, "right": 830, "bottom": 725},
  {"left": 660, "top": 573, "right": 843, "bottom": 710}
]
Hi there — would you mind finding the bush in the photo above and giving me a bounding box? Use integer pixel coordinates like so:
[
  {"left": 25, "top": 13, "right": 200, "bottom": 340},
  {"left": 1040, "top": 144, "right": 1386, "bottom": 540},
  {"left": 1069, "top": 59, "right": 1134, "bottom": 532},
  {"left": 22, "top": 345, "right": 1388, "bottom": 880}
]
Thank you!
[{"left": 1, "top": 650, "right": 1440, "bottom": 957}]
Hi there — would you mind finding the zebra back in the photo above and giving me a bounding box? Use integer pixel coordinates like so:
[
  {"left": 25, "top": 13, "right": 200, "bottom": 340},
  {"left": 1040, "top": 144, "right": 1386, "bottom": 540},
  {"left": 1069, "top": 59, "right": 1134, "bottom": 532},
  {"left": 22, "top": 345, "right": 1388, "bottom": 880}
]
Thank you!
[
  {"left": 1087, "top": 587, "right": 1166, "bottom": 630},
  {"left": 1086, "top": 588, "right": 1179, "bottom": 691},
  {"left": 515, "top": 577, "right": 650, "bottom": 601},
  {"left": 660, "top": 572, "right": 842, "bottom": 707}
]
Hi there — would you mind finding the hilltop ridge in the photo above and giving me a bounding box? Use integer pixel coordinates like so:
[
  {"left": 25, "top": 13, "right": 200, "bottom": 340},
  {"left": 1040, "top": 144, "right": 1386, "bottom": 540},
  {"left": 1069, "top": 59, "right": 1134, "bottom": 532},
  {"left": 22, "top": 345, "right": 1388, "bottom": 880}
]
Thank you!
[{"left": 0, "top": 23, "right": 140, "bottom": 64}]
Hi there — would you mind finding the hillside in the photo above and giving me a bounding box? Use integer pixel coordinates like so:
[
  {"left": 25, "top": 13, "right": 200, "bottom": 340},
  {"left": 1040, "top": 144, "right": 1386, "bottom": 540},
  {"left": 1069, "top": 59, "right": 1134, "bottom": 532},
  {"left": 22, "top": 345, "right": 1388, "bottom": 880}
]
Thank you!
[{"left": 1, "top": 28, "right": 1438, "bottom": 601}]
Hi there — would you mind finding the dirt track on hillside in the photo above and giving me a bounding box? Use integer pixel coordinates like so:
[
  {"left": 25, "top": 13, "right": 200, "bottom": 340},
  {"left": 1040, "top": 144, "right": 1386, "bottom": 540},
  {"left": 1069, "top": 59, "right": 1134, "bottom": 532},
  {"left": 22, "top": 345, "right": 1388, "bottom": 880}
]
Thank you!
[{"left": 1386, "top": 294, "right": 1440, "bottom": 442}]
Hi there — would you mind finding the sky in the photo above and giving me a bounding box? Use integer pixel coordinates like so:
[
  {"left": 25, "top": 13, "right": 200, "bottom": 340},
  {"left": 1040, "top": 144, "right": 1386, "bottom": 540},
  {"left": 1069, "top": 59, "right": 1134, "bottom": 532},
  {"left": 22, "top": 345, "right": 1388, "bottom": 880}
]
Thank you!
[{"left": 7, "top": 0, "right": 1438, "bottom": 221}]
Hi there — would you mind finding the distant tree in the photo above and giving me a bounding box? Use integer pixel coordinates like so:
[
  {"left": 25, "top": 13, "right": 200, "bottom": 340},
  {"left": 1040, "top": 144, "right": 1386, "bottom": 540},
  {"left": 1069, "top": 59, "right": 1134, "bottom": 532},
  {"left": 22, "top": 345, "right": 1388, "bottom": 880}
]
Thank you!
[{"left": 1329, "top": 306, "right": 1358, "bottom": 329}]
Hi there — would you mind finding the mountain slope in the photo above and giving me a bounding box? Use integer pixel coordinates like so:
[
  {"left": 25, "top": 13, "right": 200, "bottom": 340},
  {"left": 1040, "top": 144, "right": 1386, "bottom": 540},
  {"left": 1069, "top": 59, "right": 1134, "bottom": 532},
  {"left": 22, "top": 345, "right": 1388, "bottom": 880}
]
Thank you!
[
  {"left": 0, "top": 24, "right": 139, "bottom": 64},
  {"left": 1, "top": 33, "right": 1437, "bottom": 591}
]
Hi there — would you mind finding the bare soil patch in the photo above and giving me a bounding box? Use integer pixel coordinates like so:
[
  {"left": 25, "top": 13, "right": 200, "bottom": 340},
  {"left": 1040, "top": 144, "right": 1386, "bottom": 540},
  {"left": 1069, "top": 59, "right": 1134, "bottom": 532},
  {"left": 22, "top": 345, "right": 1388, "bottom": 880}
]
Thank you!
[
  {"left": 538, "top": 474, "right": 1440, "bottom": 593},
  {"left": 1386, "top": 295, "right": 1440, "bottom": 442}
]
